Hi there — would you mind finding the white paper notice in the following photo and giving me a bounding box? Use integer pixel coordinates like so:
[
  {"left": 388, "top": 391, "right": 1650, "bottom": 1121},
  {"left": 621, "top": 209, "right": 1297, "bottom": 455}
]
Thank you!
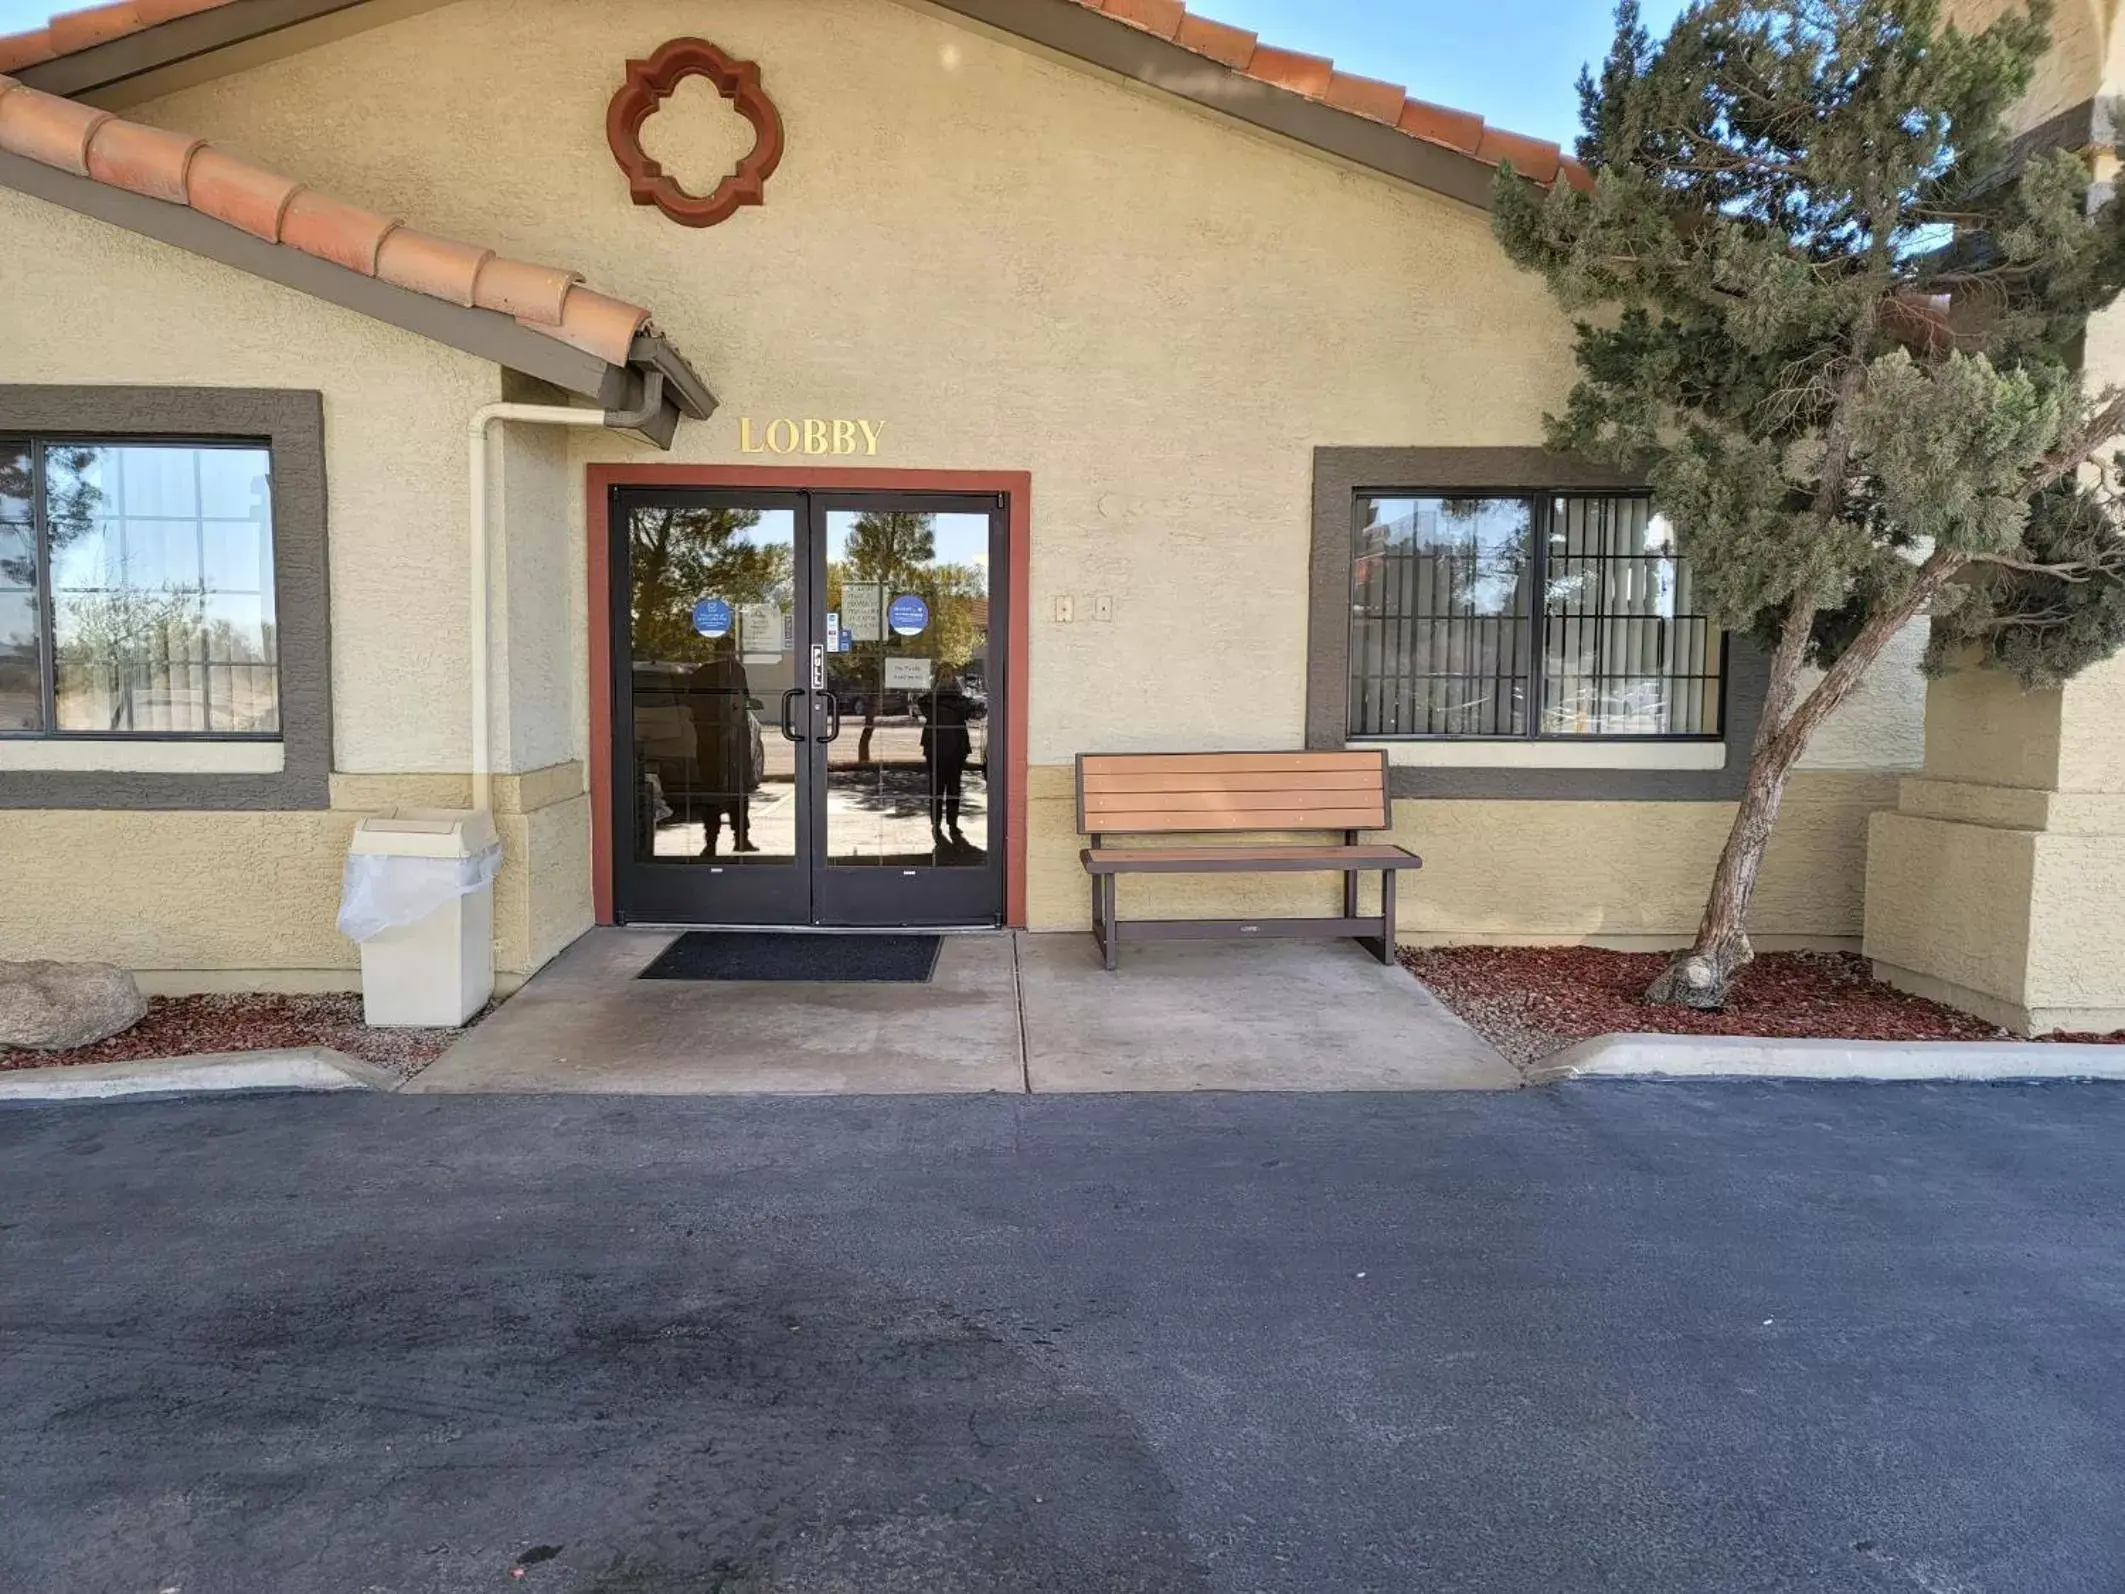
[
  {"left": 843, "top": 583, "right": 885, "bottom": 642},
  {"left": 738, "top": 603, "right": 784, "bottom": 651},
  {"left": 882, "top": 656, "right": 934, "bottom": 690}
]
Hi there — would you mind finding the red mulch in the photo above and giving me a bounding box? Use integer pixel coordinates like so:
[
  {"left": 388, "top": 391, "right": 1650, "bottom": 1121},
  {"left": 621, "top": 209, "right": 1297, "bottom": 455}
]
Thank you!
[
  {"left": 0, "top": 993, "right": 465, "bottom": 1078},
  {"left": 1399, "top": 945, "right": 2125, "bottom": 1066}
]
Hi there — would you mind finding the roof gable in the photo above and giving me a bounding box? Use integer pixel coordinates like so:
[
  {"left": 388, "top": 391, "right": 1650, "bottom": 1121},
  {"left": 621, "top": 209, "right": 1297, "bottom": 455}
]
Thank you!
[{"left": 2, "top": 0, "right": 1588, "bottom": 208}]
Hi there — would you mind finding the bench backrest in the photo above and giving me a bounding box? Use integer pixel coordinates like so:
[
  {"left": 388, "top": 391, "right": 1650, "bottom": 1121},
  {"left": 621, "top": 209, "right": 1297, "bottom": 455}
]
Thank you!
[{"left": 1076, "top": 750, "right": 1391, "bottom": 836}]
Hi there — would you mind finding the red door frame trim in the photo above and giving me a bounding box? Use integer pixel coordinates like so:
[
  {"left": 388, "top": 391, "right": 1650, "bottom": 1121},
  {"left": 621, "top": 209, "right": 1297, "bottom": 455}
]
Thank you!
[{"left": 586, "top": 464, "right": 1032, "bottom": 928}]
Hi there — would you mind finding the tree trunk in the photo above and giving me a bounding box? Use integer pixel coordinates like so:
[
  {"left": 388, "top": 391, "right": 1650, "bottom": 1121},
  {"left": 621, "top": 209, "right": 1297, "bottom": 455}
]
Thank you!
[
  {"left": 1645, "top": 550, "right": 1969, "bottom": 1009},
  {"left": 1643, "top": 735, "right": 1806, "bottom": 1008},
  {"left": 1645, "top": 588, "right": 1814, "bottom": 1009}
]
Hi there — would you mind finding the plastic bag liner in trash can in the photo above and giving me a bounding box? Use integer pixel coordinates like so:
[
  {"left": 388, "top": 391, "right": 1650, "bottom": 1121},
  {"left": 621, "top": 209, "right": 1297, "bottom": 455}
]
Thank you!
[{"left": 338, "top": 842, "right": 502, "bottom": 943}]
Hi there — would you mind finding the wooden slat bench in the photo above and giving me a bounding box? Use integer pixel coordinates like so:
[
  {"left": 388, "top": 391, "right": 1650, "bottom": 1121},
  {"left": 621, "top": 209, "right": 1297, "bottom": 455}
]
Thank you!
[{"left": 1076, "top": 750, "right": 1422, "bottom": 970}]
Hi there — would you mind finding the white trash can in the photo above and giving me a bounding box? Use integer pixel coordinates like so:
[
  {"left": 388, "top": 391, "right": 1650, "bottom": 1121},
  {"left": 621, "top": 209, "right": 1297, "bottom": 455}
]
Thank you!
[{"left": 337, "top": 808, "right": 502, "bottom": 1028}]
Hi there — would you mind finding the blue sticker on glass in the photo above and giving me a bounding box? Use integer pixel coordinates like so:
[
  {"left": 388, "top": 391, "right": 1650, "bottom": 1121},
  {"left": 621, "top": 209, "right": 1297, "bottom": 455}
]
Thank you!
[
  {"left": 691, "top": 597, "right": 732, "bottom": 638},
  {"left": 888, "top": 594, "right": 929, "bottom": 637}
]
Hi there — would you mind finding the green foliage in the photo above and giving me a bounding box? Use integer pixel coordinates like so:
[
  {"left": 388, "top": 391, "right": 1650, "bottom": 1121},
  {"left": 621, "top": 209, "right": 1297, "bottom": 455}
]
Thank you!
[
  {"left": 827, "top": 512, "right": 987, "bottom": 671},
  {"left": 630, "top": 506, "right": 790, "bottom": 663},
  {"left": 1928, "top": 474, "right": 2125, "bottom": 684},
  {"left": 1494, "top": 0, "right": 2125, "bottom": 688}
]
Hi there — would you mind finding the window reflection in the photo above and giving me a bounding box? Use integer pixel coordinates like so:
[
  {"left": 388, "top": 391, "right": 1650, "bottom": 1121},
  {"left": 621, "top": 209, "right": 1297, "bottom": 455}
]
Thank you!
[
  {"left": 36, "top": 442, "right": 279, "bottom": 735},
  {"left": 628, "top": 504, "right": 798, "bottom": 866},
  {"left": 824, "top": 510, "right": 991, "bottom": 868},
  {"left": 0, "top": 442, "right": 37, "bottom": 730}
]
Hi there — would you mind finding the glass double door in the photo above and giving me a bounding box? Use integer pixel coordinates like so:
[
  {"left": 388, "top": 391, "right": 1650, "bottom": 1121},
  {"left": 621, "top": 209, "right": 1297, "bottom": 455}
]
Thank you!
[{"left": 612, "top": 488, "right": 1005, "bottom": 926}]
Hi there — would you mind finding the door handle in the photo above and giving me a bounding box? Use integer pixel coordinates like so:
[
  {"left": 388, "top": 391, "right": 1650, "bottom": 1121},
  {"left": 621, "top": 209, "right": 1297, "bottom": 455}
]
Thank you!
[
  {"left": 815, "top": 691, "right": 843, "bottom": 744},
  {"left": 778, "top": 688, "right": 803, "bottom": 743}
]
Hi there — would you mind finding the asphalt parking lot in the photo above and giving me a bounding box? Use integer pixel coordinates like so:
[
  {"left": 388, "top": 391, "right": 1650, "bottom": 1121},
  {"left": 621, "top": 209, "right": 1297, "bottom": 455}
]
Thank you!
[{"left": 4, "top": 1080, "right": 2122, "bottom": 1592}]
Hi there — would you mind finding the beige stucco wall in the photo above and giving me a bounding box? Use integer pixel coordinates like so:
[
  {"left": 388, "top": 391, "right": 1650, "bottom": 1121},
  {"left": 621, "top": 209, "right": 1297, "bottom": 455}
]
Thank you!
[
  {"left": 1866, "top": 654, "right": 2125, "bottom": 1033},
  {"left": 0, "top": 190, "right": 588, "bottom": 984},
  {"left": 1946, "top": 0, "right": 2112, "bottom": 129},
  {"left": 1037, "top": 766, "right": 1896, "bottom": 944},
  {"left": 1, "top": 190, "right": 505, "bottom": 777},
  {"left": 2, "top": 0, "right": 1935, "bottom": 979}
]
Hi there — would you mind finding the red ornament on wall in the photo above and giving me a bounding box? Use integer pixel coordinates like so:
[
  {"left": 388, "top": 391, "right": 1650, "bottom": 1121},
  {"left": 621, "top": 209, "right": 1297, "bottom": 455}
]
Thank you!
[{"left": 607, "top": 38, "right": 785, "bottom": 229}]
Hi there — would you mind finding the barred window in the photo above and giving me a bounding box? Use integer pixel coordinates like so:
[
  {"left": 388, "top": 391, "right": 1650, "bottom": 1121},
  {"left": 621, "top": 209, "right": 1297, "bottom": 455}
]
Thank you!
[
  {"left": 1, "top": 439, "right": 279, "bottom": 738},
  {"left": 1348, "top": 492, "right": 1722, "bottom": 740}
]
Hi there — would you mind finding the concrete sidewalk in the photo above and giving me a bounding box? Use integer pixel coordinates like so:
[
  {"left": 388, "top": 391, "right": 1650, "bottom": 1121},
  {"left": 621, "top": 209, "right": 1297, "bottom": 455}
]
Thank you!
[{"left": 405, "top": 929, "right": 1518, "bottom": 1095}]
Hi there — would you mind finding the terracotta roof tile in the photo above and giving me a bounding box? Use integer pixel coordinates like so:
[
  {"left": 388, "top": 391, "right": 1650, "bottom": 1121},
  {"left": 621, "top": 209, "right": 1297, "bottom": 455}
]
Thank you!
[
  {"left": 374, "top": 225, "right": 491, "bottom": 306},
  {"left": 280, "top": 186, "right": 395, "bottom": 274},
  {"left": 474, "top": 256, "right": 583, "bottom": 327},
  {"left": 1246, "top": 44, "right": 1334, "bottom": 99},
  {"left": 1476, "top": 125, "right": 1560, "bottom": 184},
  {"left": 1324, "top": 70, "right": 1407, "bottom": 127},
  {"left": 0, "top": 72, "right": 654, "bottom": 368},
  {"left": 0, "top": 27, "right": 54, "bottom": 72},
  {"left": 0, "top": 76, "right": 107, "bottom": 172},
  {"left": 546, "top": 286, "right": 649, "bottom": 362},
  {"left": 3, "top": 0, "right": 234, "bottom": 67},
  {"left": 1092, "top": 0, "right": 1185, "bottom": 39},
  {"left": 82, "top": 113, "right": 198, "bottom": 200},
  {"left": 49, "top": 2, "right": 149, "bottom": 56},
  {"left": 1398, "top": 98, "right": 1485, "bottom": 154},
  {"left": 1173, "top": 13, "right": 1254, "bottom": 69},
  {"left": 184, "top": 144, "right": 299, "bottom": 238}
]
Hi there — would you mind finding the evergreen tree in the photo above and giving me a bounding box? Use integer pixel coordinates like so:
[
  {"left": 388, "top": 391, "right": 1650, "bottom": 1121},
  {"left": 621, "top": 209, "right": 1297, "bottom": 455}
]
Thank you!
[{"left": 1494, "top": 0, "right": 2125, "bottom": 1006}]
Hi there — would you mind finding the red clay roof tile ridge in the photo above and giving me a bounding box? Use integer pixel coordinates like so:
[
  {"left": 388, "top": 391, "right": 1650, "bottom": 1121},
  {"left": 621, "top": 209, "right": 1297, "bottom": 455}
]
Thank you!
[
  {"left": 1071, "top": 0, "right": 1578, "bottom": 188},
  {"left": 0, "top": 0, "right": 237, "bottom": 72},
  {"left": 0, "top": 72, "right": 650, "bottom": 367}
]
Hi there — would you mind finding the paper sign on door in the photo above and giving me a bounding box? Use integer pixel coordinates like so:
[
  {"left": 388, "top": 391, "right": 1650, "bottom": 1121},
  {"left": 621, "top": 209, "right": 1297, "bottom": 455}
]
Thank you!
[
  {"left": 842, "top": 583, "right": 884, "bottom": 643},
  {"left": 882, "top": 657, "right": 933, "bottom": 690},
  {"left": 738, "top": 602, "right": 783, "bottom": 650}
]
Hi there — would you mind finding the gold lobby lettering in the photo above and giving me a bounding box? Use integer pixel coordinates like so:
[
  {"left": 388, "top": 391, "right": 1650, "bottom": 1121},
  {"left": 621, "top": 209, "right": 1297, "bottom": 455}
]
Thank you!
[{"left": 739, "top": 417, "right": 884, "bottom": 456}]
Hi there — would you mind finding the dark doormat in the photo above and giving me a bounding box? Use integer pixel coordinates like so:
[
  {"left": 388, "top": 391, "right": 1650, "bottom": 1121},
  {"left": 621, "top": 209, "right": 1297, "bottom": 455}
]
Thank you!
[{"left": 637, "top": 932, "right": 943, "bottom": 983}]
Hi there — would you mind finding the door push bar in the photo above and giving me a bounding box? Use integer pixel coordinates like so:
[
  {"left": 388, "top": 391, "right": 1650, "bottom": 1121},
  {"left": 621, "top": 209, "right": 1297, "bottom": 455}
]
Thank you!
[{"left": 802, "top": 642, "right": 844, "bottom": 744}]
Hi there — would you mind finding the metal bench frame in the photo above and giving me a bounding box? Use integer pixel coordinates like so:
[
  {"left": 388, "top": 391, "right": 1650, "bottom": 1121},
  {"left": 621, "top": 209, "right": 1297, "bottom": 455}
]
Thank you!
[{"left": 1076, "top": 750, "right": 1422, "bottom": 971}]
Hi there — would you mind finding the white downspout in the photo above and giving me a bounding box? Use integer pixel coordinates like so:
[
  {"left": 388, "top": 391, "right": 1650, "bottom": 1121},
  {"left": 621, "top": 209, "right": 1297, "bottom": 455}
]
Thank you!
[{"left": 466, "top": 374, "right": 665, "bottom": 814}]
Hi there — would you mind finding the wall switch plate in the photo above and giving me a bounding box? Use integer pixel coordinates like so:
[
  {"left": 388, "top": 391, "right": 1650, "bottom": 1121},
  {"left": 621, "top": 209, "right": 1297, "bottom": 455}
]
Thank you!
[
  {"left": 1053, "top": 595, "right": 1074, "bottom": 623},
  {"left": 1093, "top": 595, "right": 1114, "bottom": 622}
]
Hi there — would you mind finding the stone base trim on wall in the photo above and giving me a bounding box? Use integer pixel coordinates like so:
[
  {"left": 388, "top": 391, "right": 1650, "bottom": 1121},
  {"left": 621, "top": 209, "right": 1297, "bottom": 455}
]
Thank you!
[
  {"left": 1398, "top": 932, "right": 1864, "bottom": 953},
  {"left": 0, "top": 762, "right": 590, "bottom": 995},
  {"left": 1872, "top": 959, "right": 2125, "bottom": 1040}
]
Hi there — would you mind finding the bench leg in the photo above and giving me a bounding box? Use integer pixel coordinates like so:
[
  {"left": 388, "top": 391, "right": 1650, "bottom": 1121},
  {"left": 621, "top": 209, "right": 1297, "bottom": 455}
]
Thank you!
[
  {"left": 1357, "top": 869, "right": 1397, "bottom": 966},
  {"left": 1089, "top": 873, "right": 1122, "bottom": 969}
]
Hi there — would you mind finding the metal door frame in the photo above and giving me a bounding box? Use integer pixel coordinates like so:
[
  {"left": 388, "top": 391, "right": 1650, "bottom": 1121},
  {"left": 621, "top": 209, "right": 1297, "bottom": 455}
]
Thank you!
[
  {"left": 807, "top": 491, "right": 1008, "bottom": 928},
  {"left": 607, "top": 485, "right": 1007, "bottom": 928}
]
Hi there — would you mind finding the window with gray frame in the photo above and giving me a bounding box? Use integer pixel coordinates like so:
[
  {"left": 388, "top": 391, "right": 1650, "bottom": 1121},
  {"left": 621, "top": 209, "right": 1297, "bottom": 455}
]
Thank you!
[
  {"left": 1, "top": 438, "right": 280, "bottom": 738},
  {"left": 1348, "top": 491, "right": 1723, "bottom": 739}
]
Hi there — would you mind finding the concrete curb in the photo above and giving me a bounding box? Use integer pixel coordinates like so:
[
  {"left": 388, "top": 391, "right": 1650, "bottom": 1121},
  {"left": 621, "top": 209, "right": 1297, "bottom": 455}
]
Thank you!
[
  {"left": 0, "top": 1048, "right": 398, "bottom": 1103},
  {"left": 1528, "top": 1033, "right": 2125, "bottom": 1085}
]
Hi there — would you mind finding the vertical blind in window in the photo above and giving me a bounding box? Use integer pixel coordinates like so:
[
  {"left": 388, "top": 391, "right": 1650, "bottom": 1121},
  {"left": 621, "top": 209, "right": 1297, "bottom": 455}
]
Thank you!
[{"left": 1348, "top": 493, "right": 1721, "bottom": 739}]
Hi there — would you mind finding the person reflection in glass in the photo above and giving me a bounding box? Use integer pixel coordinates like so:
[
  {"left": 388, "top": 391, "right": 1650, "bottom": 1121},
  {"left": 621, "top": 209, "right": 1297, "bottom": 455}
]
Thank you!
[
  {"left": 918, "top": 663, "right": 986, "bottom": 854},
  {"left": 690, "top": 635, "right": 758, "bottom": 857}
]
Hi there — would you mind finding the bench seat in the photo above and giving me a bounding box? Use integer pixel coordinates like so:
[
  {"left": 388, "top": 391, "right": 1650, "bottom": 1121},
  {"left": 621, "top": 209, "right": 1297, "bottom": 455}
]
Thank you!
[{"left": 1082, "top": 843, "right": 1420, "bottom": 875}]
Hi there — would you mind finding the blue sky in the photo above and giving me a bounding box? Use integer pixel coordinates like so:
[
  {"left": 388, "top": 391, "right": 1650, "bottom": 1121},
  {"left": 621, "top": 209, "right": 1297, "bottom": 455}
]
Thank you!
[
  {"left": 1207, "top": 0, "right": 1687, "bottom": 144},
  {"left": 0, "top": 0, "right": 1684, "bottom": 146}
]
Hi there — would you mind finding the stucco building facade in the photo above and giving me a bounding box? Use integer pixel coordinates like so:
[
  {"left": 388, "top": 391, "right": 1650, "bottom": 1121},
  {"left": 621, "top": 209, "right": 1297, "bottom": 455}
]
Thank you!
[{"left": 0, "top": 0, "right": 2102, "bottom": 1023}]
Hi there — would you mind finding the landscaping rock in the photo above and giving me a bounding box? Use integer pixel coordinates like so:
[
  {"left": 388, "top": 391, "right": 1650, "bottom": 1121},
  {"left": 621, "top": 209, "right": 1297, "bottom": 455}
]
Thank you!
[{"left": 0, "top": 961, "right": 148, "bottom": 1051}]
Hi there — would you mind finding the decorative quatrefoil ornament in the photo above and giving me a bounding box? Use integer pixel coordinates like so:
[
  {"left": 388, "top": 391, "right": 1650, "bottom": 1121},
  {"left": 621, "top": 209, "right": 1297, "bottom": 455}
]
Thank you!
[{"left": 607, "top": 38, "right": 785, "bottom": 229}]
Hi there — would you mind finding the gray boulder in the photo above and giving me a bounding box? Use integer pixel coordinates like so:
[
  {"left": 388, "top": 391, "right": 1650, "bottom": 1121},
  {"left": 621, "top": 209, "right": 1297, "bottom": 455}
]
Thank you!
[{"left": 0, "top": 960, "right": 148, "bottom": 1051}]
